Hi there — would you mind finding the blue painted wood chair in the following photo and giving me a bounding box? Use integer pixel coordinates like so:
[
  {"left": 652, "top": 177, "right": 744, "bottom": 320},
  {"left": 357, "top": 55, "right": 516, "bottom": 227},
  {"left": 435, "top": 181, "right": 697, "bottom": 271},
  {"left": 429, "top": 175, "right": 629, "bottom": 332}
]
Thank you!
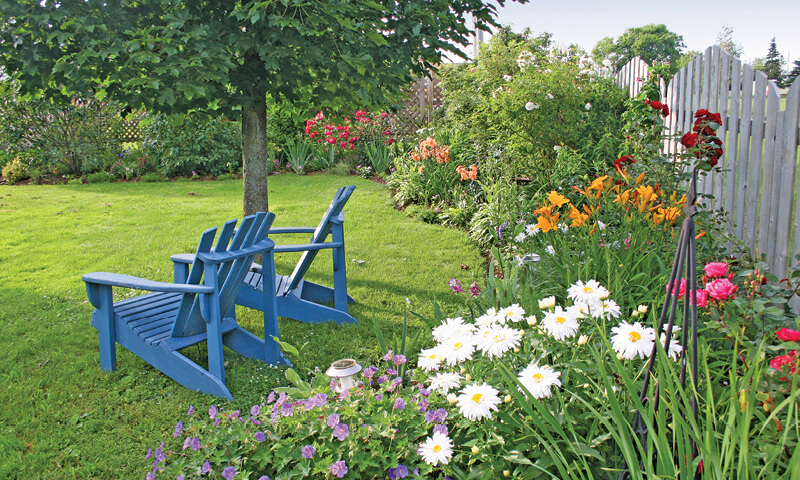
[
  {"left": 83, "top": 212, "right": 288, "bottom": 400},
  {"left": 239, "top": 185, "right": 357, "bottom": 325}
]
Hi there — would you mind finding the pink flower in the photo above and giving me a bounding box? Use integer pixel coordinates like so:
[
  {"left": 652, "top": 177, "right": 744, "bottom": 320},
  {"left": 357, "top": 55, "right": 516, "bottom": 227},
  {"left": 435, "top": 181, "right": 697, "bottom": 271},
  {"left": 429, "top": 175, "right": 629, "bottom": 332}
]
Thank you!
[
  {"left": 666, "top": 278, "right": 687, "bottom": 299},
  {"left": 703, "top": 262, "right": 728, "bottom": 278},
  {"left": 776, "top": 328, "right": 800, "bottom": 342},
  {"left": 770, "top": 350, "right": 798, "bottom": 381},
  {"left": 705, "top": 278, "right": 738, "bottom": 301},
  {"left": 690, "top": 289, "right": 707, "bottom": 308}
]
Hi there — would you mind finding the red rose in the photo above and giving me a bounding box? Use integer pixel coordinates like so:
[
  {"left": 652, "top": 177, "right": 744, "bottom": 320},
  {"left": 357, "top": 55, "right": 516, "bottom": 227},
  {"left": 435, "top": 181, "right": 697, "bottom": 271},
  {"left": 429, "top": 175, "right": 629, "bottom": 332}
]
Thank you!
[
  {"left": 705, "top": 278, "right": 737, "bottom": 300},
  {"left": 777, "top": 328, "right": 800, "bottom": 342},
  {"left": 614, "top": 155, "right": 635, "bottom": 172},
  {"left": 661, "top": 105, "right": 670, "bottom": 117},
  {"left": 709, "top": 113, "right": 722, "bottom": 124},
  {"left": 649, "top": 100, "right": 663, "bottom": 110},
  {"left": 681, "top": 133, "right": 698, "bottom": 148},
  {"left": 695, "top": 109, "right": 710, "bottom": 118},
  {"left": 770, "top": 350, "right": 799, "bottom": 381}
]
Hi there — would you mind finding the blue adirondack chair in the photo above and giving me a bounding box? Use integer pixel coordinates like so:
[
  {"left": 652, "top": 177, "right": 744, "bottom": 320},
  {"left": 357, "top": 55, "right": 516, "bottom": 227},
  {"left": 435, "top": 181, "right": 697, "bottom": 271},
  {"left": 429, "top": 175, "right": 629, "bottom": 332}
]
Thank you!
[
  {"left": 238, "top": 185, "right": 357, "bottom": 325},
  {"left": 83, "top": 212, "right": 288, "bottom": 400}
]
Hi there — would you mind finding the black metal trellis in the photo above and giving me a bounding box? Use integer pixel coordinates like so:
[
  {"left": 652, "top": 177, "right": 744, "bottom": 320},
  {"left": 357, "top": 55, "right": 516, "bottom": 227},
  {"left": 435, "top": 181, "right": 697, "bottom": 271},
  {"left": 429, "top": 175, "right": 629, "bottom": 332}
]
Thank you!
[{"left": 621, "top": 167, "right": 701, "bottom": 480}]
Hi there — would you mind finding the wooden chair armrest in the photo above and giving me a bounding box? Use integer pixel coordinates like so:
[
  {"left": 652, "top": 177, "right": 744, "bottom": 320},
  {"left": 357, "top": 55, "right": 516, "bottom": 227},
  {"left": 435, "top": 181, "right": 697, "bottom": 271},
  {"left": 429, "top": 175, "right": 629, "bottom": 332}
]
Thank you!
[{"left": 82, "top": 272, "right": 215, "bottom": 294}]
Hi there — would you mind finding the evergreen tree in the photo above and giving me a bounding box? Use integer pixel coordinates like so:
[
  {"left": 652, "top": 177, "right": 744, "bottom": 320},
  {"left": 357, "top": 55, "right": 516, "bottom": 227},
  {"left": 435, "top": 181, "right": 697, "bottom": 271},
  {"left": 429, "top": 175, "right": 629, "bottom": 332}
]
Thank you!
[
  {"left": 787, "top": 60, "right": 800, "bottom": 87},
  {"left": 764, "top": 37, "right": 785, "bottom": 86}
]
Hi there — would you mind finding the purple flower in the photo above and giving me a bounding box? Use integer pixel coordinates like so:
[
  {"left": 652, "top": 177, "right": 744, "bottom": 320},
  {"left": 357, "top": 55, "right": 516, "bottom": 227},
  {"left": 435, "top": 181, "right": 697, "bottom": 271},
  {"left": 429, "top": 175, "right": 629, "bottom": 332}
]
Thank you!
[
  {"left": 177, "top": 475, "right": 185, "bottom": 480},
  {"left": 390, "top": 464, "right": 409, "bottom": 479},
  {"left": 393, "top": 398, "right": 406, "bottom": 411},
  {"left": 469, "top": 282, "right": 481, "bottom": 297},
  {"left": 213, "top": 418, "right": 221, "bottom": 427},
  {"left": 209, "top": 405, "right": 218, "bottom": 420},
  {"left": 305, "top": 392, "right": 328, "bottom": 411},
  {"left": 251, "top": 404, "right": 261, "bottom": 416},
  {"left": 173, "top": 421, "right": 183, "bottom": 438},
  {"left": 258, "top": 477, "right": 270, "bottom": 480},
  {"left": 449, "top": 278, "right": 463, "bottom": 293},
  {"left": 377, "top": 375, "right": 388, "bottom": 384},
  {"left": 254, "top": 431, "right": 266, "bottom": 442},
  {"left": 280, "top": 403, "right": 294, "bottom": 417},
  {"left": 202, "top": 460, "right": 211, "bottom": 474},
  {"left": 146, "top": 472, "right": 156, "bottom": 480},
  {"left": 277, "top": 392, "right": 288, "bottom": 404},
  {"left": 182, "top": 437, "right": 191, "bottom": 451},
  {"left": 229, "top": 410, "right": 241, "bottom": 420},
  {"left": 222, "top": 466, "right": 236, "bottom": 480},
  {"left": 375, "top": 393, "right": 383, "bottom": 401},
  {"left": 144, "top": 448, "right": 153, "bottom": 459},
  {"left": 433, "top": 424, "right": 449, "bottom": 436},
  {"left": 382, "top": 350, "right": 394, "bottom": 362},
  {"left": 187, "top": 405, "right": 195, "bottom": 415},
  {"left": 155, "top": 442, "right": 165, "bottom": 462},
  {"left": 301, "top": 444, "right": 315, "bottom": 459},
  {"left": 424, "top": 410, "right": 437, "bottom": 423},
  {"left": 362, "top": 366, "right": 378, "bottom": 379},
  {"left": 392, "top": 354, "right": 407, "bottom": 366},
  {"left": 420, "top": 388, "right": 431, "bottom": 397},
  {"left": 327, "top": 413, "right": 340, "bottom": 428},
  {"left": 330, "top": 460, "right": 348, "bottom": 478},
  {"left": 433, "top": 408, "right": 448, "bottom": 423},
  {"left": 418, "top": 398, "right": 429, "bottom": 412},
  {"left": 190, "top": 437, "right": 201, "bottom": 451},
  {"left": 266, "top": 391, "right": 276, "bottom": 404},
  {"left": 332, "top": 423, "right": 350, "bottom": 441}
]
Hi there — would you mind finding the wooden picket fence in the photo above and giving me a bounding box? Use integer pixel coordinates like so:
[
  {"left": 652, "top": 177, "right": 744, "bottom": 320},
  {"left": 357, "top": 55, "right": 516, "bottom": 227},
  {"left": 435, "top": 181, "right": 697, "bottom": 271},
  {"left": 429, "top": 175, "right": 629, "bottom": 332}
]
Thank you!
[{"left": 614, "top": 48, "right": 800, "bottom": 308}]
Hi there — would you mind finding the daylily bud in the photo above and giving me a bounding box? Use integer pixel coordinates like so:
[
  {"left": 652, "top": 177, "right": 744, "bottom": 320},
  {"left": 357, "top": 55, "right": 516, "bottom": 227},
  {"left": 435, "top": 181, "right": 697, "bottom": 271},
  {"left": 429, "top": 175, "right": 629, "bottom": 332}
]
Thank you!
[
  {"left": 504, "top": 395, "right": 512, "bottom": 403},
  {"left": 578, "top": 335, "right": 588, "bottom": 346},
  {"left": 471, "top": 446, "right": 481, "bottom": 455}
]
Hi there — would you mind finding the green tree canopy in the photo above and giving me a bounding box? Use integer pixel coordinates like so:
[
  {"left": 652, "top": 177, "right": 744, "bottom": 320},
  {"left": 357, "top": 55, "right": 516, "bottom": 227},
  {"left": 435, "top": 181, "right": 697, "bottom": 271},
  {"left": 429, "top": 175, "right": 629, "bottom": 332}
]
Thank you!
[
  {"left": 716, "top": 25, "right": 743, "bottom": 58},
  {"left": 0, "top": 0, "right": 523, "bottom": 214},
  {"left": 787, "top": 60, "right": 800, "bottom": 87},
  {"left": 592, "top": 24, "right": 685, "bottom": 74},
  {"left": 764, "top": 37, "right": 785, "bottom": 86}
]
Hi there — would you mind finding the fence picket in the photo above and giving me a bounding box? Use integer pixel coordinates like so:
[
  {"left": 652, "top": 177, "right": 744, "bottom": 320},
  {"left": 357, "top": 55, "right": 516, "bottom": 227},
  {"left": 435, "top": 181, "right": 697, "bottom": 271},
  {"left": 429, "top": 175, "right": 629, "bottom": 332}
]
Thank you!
[
  {"left": 758, "top": 82, "right": 780, "bottom": 257},
  {"left": 728, "top": 57, "right": 743, "bottom": 238}
]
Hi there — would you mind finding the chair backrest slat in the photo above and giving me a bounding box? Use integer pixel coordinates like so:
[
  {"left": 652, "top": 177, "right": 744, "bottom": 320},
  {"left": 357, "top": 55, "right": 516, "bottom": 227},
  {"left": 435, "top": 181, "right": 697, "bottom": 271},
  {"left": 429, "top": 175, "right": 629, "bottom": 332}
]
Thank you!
[
  {"left": 171, "top": 213, "right": 274, "bottom": 339},
  {"left": 285, "top": 185, "right": 355, "bottom": 292}
]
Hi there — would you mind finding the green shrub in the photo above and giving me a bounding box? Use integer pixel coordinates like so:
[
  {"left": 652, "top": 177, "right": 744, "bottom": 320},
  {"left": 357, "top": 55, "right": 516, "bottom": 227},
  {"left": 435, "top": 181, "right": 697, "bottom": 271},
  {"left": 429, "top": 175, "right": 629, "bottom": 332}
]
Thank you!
[
  {"left": 140, "top": 172, "right": 169, "bottom": 183},
  {"left": 141, "top": 114, "right": 242, "bottom": 177},
  {"left": 86, "top": 172, "right": 114, "bottom": 184},
  {"left": 216, "top": 173, "right": 236, "bottom": 181},
  {"left": 29, "top": 168, "right": 43, "bottom": 185},
  {"left": 1, "top": 158, "right": 30, "bottom": 184},
  {"left": 328, "top": 162, "right": 352, "bottom": 176}
]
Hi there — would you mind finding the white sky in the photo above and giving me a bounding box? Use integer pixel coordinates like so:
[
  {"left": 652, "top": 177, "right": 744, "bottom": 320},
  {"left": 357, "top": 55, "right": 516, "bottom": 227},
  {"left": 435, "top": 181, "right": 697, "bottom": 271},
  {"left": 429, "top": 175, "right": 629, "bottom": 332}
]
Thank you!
[{"left": 485, "top": 0, "right": 800, "bottom": 66}]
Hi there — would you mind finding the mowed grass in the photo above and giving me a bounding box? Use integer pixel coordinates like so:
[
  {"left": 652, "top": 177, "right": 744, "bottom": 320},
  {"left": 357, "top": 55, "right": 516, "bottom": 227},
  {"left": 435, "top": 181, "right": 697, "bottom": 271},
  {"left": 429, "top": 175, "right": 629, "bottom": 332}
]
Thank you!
[{"left": 0, "top": 174, "right": 484, "bottom": 479}]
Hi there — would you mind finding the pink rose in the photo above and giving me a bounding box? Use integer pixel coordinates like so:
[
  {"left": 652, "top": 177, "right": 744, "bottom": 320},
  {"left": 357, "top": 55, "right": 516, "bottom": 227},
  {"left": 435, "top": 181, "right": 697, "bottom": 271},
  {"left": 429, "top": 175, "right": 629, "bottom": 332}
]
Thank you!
[
  {"left": 690, "top": 289, "right": 707, "bottom": 308},
  {"left": 770, "top": 350, "right": 798, "bottom": 381},
  {"left": 666, "top": 278, "right": 687, "bottom": 299},
  {"left": 703, "top": 262, "right": 728, "bottom": 278},
  {"left": 776, "top": 328, "right": 800, "bottom": 342},
  {"left": 705, "top": 278, "right": 738, "bottom": 301}
]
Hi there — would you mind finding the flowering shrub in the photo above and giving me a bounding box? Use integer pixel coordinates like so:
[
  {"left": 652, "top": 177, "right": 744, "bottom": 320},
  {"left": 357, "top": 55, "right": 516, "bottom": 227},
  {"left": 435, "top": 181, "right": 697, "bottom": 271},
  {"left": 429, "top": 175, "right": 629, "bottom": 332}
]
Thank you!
[
  {"left": 303, "top": 110, "right": 394, "bottom": 169},
  {"left": 680, "top": 109, "right": 724, "bottom": 169}
]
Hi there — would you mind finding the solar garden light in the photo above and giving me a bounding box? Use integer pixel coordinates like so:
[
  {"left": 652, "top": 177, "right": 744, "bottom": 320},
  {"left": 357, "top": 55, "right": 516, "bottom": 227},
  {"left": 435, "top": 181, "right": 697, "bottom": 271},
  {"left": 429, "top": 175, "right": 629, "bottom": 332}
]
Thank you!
[{"left": 326, "top": 359, "right": 362, "bottom": 393}]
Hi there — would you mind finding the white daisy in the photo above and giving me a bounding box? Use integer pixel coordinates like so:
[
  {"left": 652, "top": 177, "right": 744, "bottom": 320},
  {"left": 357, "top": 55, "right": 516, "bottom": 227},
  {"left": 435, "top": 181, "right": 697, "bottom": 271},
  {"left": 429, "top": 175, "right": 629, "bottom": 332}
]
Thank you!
[
  {"left": 546, "top": 93, "right": 554, "bottom": 100},
  {"left": 503, "top": 75, "right": 513, "bottom": 82},
  {"left": 517, "top": 364, "right": 561, "bottom": 399},
  {"left": 585, "top": 102, "right": 592, "bottom": 110},
  {"left": 514, "top": 232, "right": 527, "bottom": 243},
  {"left": 497, "top": 304, "right": 525, "bottom": 324},
  {"left": 427, "top": 372, "right": 463, "bottom": 394},
  {"left": 541, "top": 306, "right": 580, "bottom": 340},
  {"left": 611, "top": 321, "right": 655, "bottom": 360},
  {"left": 476, "top": 326, "right": 523, "bottom": 359},
  {"left": 417, "top": 347, "right": 443, "bottom": 372},
  {"left": 439, "top": 335, "right": 476, "bottom": 366},
  {"left": 599, "top": 299, "right": 621, "bottom": 318},
  {"left": 474, "top": 309, "right": 500, "bottom": 327},
  {"left": 456, "top": 383, "right": 501, "bottom": 421},
  {"left": 525, "top": 224, "right": 540, "bottom": 236},
  {"left": 659, "top": 327, "right": 682, "bottom": 361},
  {"left": 545, "top": 245, "right": 556, "bottom": 255},
  {"left": 538, "top": 296, "right": 556, "bottom": 310},
  {"left": 567, "top": 279, "right": 609, "bottom": 307},
  {"left": 418, "top": 431, "right": 453, "bottom": 466},
  {"left": 432, "top": 317, "right": 475, "bottom": 343}
]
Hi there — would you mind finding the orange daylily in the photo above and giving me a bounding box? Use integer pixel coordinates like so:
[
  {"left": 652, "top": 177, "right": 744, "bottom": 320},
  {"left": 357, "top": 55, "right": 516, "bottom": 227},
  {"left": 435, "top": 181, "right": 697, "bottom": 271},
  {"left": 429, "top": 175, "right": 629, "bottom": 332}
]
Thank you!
[
  {"left": 536, "top": 212, "right": 561, "bottom": 232},
  {"left": 568, "top": 205, "right": 590, "bottom": 227},
  {"left": 547, "top": 190, "right": 570, "bottom": 208}
]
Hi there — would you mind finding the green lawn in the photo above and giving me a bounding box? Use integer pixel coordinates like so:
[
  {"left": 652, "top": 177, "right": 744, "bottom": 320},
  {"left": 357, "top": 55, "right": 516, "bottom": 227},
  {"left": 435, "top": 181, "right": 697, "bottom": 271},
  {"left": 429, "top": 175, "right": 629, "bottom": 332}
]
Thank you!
[{"left": 0, "top": 174, "right": 483, "bottom": 478}]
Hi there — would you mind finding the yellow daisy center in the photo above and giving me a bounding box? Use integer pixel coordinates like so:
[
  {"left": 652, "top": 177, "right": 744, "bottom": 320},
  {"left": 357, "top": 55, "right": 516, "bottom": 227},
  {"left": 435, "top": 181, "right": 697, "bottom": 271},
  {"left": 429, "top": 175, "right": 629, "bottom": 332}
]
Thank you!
[
  {"left": 493, "top": 334, "right": 505, "bottom": 342},
  {"left": 433, "top": 445, "right": 442, "bottom": 453},
  {"left": 532, "top": 373, "right": 543, "bottom": 382},
  {"left": 428, "top": 354, "right": 438, "bottom": 360},
  {"left": 472, "top": 393, "right": 483, "bottom": 404},
  {"left": 629, "top": 331, "right": 641, "bottom": 342},
  {"left": 454, "top": 342, "right": 462, "bottom": 349},
  {"left": 556, "top": 316, "right": 567, "bottom": 324},
  {"left": 583, "top": 286, "right": 594, "bottom": 293}
]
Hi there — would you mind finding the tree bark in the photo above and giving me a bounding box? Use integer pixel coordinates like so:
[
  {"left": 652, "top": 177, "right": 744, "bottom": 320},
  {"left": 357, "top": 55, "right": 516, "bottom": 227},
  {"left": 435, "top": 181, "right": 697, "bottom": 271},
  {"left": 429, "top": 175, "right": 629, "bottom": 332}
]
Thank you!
[{"left": 241, "top": 96, "right": 269, "bottom": 216}]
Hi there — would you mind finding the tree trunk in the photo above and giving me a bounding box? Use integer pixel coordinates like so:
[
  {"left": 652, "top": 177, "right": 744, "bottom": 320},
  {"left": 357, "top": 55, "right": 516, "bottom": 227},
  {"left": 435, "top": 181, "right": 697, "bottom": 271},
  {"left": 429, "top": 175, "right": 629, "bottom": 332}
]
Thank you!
[{"left": 242, "top": 97, "right": 269, "bottom": 216}]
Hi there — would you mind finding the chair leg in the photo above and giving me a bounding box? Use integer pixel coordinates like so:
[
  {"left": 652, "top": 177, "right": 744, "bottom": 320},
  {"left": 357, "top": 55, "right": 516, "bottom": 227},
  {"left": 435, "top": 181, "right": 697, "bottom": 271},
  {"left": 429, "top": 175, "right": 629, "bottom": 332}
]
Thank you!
[
  {"left": 201, "top": 294, "right": 226, "bottom": 386},
  {"left": 92, "top": 284, "right": 117, "bottom": 371},
  {"left": 331, "top": 225, "right": 349, "bottom": 313},
  {"left": 261, "top": 252, "right": 291, "bottom": 365}
]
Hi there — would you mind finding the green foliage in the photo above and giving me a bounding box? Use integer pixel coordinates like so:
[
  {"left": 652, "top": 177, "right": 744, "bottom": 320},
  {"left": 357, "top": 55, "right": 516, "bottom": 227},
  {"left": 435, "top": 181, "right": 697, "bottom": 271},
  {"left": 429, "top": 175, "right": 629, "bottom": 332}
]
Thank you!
[
  {"left": 140, "top": 114, "right": 242, "bottom": 177},
  {"left": 365, "top": 142, "right": 392, "bottom": 174},
  {"left": 1, "top": 157, "right": 30, "bottom": 184},
  {"left": 593, "top": 24, "right": 686, "bottom": 75},
  {"left": 283, "top": 136, "right": 312, "bottom": 174},
  {"left": 0, "top": 85, "right": 122, "bottom": 175},
  {"left": 764, "top": 37, "right": 785, "bottom": 86},
  {"left": 86, "top": 171, "right": 113, "bottom": 184},
  {"left": 141, "top": 172, "right": 169, "bottom": 183}
]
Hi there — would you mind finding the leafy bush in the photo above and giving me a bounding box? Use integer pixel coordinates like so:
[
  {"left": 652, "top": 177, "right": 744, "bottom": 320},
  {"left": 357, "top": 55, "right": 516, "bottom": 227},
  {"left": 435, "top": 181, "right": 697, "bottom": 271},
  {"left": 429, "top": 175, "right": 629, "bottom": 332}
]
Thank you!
[
  {"left": 0, "top": 87, "right": 123, "bottom": 175},
  {"left": 1, "top": 157, "right": 30, "bottom": 184},
  {"left": 141, "top": 172, "right": 168, "bottom": 183},
  {"left": 86, "top": 171, "right": 113, "bottom": 183},
  {"left": 284, "top": 136, "right": 313, "bottom": 174},
  {"left": 141, "top": 114, "right": 242, "bottom": 177}
]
